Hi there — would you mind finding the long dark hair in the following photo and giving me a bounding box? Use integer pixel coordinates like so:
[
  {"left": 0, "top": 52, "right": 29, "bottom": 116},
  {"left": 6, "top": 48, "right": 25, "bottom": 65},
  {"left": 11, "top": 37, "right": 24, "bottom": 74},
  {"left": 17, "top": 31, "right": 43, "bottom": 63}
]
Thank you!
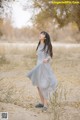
[{"left": 36, "top": 31, "right": 53, "bottom": 58}]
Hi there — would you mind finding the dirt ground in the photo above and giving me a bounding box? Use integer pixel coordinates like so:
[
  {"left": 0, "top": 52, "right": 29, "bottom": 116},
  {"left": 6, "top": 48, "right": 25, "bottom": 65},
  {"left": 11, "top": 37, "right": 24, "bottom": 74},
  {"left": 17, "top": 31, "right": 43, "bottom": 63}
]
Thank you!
[{"left": 0, "top": 44, "right": 80, "bottom": 120}]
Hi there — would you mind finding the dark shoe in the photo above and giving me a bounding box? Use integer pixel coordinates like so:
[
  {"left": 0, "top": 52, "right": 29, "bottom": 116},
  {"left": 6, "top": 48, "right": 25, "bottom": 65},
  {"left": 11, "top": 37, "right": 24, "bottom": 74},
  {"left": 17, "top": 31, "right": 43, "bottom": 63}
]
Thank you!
[
  {"left": 35, "top": 103, "right": 44, "bottom": 108},
  {"left": 42, "top": 106, "right": 48, "bottom": 112}
]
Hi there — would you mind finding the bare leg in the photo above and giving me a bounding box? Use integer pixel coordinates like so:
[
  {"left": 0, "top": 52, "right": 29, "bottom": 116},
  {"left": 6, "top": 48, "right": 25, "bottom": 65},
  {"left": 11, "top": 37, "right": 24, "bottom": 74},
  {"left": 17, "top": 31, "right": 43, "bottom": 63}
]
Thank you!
[
  {"left": 37, "top": 87, "right": 44, "bottom": 104},
  {"left": 44, "top": 98, "right": 48, "bottom": 107}
]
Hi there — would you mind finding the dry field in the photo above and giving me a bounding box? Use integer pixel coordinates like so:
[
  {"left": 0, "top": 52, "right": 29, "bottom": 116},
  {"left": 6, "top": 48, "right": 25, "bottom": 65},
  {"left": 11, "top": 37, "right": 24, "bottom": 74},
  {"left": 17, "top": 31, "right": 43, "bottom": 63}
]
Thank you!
[{"left": 0, "top": 43, "right": 80, "bottom": 120}]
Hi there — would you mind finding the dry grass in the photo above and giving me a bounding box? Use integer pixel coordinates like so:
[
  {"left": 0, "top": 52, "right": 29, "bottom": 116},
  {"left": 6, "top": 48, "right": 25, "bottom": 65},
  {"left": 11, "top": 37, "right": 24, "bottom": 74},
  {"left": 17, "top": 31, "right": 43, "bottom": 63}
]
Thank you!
[{"left": 0, "top": 43, "right": 80, "bottom": 120}]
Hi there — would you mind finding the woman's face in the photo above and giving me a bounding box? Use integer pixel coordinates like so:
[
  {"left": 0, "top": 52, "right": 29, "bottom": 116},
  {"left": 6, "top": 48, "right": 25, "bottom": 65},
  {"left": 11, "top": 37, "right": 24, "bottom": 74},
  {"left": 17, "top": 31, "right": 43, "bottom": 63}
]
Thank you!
[{"left": 39, "top": 33, "right": 45, "bottom": 41}]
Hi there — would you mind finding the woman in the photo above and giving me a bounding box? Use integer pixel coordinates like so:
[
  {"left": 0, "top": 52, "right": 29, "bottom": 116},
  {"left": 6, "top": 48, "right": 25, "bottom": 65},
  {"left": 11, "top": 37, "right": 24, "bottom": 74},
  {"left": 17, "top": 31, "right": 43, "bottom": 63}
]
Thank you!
[{"left": 26, "top": 31, "right": 58, "bottom": 111}]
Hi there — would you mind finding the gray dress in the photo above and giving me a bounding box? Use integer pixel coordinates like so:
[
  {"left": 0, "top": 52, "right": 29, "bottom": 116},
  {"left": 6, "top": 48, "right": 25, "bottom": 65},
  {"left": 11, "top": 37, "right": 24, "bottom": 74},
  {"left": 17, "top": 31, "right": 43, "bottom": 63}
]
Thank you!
[{"left": 26, "top": 43, "right": 58, "bottom": 99}]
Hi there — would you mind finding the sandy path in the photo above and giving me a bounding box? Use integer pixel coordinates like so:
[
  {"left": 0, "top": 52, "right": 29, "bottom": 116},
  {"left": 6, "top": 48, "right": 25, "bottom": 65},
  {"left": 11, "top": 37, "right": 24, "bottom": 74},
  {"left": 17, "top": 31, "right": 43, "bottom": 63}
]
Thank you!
[
  {"left": 0, "top": 102, "right": 50, "bottom": 120},
  {"left": 0, "top": 68, "right": 80, "bottom": 120}
]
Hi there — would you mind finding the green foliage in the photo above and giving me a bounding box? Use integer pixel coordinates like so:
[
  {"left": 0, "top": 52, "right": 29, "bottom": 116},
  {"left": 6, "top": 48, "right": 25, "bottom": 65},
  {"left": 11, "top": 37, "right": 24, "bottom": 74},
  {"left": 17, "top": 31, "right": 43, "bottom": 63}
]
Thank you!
[{"left": 33, "top": 0, "right": 80, "bottom": 30}]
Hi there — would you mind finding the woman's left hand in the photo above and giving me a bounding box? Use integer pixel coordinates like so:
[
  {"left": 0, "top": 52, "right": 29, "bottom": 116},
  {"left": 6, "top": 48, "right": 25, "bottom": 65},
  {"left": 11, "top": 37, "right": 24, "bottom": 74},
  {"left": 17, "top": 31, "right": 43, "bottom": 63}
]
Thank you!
[{"left": 43, "top": 59, "right": 48, "bottom": 63}]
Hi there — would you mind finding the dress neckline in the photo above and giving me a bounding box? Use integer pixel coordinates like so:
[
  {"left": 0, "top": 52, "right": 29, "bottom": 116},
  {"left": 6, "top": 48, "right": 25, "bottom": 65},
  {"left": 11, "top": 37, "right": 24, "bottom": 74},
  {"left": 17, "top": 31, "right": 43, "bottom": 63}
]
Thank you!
[{"left": 40, "top": 43, "right": 44, "bottom": 46}]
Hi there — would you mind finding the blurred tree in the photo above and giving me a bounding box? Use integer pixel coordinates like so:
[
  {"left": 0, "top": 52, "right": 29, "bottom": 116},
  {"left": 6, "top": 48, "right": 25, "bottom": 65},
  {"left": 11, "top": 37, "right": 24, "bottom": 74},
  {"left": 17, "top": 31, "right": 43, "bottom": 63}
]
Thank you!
[
  {"left": 0, "top": 18, "right": 3, "bottom": 36},
  {"left": 0, "top": 0, "right": 14, "bottom": 19},
  {"left": 33, "top": 0, "right": 80, "bottom": 31}
]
